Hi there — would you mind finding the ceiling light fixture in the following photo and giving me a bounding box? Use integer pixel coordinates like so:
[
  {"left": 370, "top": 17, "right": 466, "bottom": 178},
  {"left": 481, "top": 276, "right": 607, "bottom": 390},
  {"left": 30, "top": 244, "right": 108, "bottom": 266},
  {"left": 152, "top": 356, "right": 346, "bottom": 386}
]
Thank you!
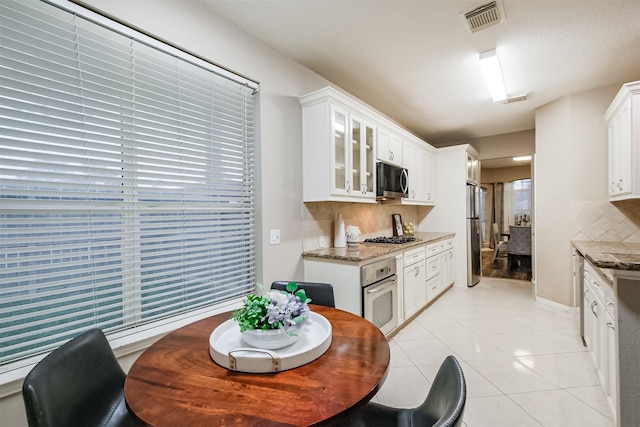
[
  {"left": 513, "top": 155, "right": 531, "bottom": 161},
  {"left": 479, "top": 49, "right": 507, "bottom": 102}
]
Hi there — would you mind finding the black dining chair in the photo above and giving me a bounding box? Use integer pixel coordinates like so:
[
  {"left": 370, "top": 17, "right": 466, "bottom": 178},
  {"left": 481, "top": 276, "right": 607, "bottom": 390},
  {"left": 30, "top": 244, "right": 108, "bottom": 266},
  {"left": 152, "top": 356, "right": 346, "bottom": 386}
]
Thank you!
[
  {"left": 22, "top": 328, "right": 144, "bottom": 427},
  {"left": 331, "top": 355, "right": 466, "bottom": 427},
  {"left": 270, "top": 281, "right": 336, "bottom": 308}
]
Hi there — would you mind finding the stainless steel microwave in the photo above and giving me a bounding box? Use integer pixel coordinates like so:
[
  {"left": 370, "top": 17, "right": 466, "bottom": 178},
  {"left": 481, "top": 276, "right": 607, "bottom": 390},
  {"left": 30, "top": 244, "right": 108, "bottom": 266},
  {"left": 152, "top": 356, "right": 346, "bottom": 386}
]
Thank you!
[{"left": 376, "top": 162, "right": 408, "bottom": 200}]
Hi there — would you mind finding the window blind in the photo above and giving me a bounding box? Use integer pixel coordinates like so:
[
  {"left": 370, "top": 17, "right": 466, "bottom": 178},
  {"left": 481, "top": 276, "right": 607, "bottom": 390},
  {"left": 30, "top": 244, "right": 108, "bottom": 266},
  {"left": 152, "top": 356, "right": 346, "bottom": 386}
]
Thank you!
[{"left": 0, "top": 0, "right": 257, "bottom": 366}]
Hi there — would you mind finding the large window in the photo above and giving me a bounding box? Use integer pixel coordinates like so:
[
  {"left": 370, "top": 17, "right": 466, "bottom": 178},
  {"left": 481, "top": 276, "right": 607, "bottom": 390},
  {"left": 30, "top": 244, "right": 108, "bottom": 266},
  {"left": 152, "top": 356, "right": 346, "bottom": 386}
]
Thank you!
[
  {"left": 0, "top": 0, "right": 257, "bottom": 369},
  {"left": 504, "top": 178, "right": 532, "bottom": 227}
]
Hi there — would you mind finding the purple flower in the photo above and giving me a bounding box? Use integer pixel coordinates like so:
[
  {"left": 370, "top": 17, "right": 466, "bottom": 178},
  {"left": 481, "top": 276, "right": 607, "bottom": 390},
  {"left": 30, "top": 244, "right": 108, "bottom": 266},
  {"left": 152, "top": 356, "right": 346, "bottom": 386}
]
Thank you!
[{"left": 264, "top": 291, "right": 309, "bottom": 330}]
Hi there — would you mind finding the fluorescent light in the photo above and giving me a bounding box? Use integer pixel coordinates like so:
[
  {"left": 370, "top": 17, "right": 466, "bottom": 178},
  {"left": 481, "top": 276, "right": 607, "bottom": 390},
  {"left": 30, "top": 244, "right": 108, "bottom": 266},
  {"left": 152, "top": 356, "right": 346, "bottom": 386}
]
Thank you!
[
  {"left": 479, "top": 49, "right": 507, "bottom": 102},
  {"left": 513, "top": 156, "right": 531, "bottom": 161}
]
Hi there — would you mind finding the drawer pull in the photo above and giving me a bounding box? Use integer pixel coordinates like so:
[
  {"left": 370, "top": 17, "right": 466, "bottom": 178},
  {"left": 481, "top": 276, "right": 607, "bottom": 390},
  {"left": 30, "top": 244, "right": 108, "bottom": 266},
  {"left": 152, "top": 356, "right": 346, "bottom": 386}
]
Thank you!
[{"left": 607, "top": 322, "right": 615, "bottom": 330}]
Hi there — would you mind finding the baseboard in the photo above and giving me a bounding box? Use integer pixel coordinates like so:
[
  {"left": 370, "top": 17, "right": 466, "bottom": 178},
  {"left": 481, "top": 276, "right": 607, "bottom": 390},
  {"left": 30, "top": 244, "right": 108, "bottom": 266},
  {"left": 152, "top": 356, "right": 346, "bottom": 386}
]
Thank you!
[{"left": 535, "top": 295, "right": 578, "bottom": 313}]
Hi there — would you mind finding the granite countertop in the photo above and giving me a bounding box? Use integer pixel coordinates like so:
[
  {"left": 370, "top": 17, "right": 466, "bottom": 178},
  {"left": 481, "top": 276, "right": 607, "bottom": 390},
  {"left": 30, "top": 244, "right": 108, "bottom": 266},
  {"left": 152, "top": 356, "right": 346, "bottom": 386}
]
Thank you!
[
  {"left": 572, "top": 240, "right": 640, "bottom": 285},
  {"left": 302, "top": 232, "right": 455, "bottom": 263}
]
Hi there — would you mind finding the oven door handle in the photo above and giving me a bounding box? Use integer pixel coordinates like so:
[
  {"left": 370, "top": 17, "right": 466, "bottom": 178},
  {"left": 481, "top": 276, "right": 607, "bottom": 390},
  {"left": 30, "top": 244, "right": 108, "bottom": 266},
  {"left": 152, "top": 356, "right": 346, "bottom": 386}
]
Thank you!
[{"left": 365, "top": 277, "right": 397, "bottom": 294}]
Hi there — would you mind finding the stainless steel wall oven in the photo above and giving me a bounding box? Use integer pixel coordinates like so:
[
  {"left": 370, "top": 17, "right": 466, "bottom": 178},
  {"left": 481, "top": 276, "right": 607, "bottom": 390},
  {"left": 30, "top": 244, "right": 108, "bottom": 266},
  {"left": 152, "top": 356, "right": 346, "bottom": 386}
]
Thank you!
[{"left": 362, "top": 257, "right": 398, "bottom": 335}]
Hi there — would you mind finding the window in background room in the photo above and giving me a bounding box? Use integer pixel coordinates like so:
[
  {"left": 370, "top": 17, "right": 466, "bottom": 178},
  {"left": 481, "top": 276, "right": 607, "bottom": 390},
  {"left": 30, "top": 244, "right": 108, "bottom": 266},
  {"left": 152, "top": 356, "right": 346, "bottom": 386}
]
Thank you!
[
  {"left": 0, "top": 0, "right": 258, "bottom": 370},
  {"left": 504, "top": 178, "right": 532, "bottom": 228},
  {"left": 478, "top": 186, "right": 491, "bottom": 246}
]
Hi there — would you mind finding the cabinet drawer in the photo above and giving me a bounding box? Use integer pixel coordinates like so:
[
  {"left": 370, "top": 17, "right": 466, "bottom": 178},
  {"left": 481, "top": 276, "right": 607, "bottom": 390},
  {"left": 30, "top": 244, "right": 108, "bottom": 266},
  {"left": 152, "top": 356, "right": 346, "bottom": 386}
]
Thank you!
[
  {"left": 426, "top": 242, "right": 441, "bottom": 258},
  {"left": 585, "top": 263, "right": 607, "bottom": 302},
  {"left": 427, "top": 275, "right": 439, "bottom": 298},
  {"left": 404, "top": 246, "right": 425, "bottom": 267},
  {"left": 426, "top": 256, "right": 440, "bottom": 279}
]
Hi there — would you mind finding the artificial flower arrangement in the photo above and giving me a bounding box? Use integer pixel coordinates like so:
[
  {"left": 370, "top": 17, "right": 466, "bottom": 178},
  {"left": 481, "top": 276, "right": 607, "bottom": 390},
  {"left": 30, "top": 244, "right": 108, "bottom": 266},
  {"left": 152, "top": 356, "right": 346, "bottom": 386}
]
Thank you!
[
  {"left": 345, "top": 225, "right": 361, "bottom": 240},
  {"left": 232, "top": 282, "right": 311, "bottom": 333}
]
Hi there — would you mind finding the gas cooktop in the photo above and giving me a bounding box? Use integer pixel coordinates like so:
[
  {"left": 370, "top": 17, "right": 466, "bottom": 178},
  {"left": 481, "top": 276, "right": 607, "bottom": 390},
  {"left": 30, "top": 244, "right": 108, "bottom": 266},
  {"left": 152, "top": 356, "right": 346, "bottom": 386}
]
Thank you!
[{"left": 364, "top": 236, "right": 417, "bottom": 244}]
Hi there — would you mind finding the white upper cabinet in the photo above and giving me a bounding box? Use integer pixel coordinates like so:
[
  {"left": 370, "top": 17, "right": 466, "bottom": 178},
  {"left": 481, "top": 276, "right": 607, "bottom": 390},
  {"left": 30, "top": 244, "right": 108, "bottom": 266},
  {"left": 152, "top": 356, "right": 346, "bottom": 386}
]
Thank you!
[
  {"left": 401, "top": 138, "right": 436, "bottom": 206},
  {"left": 299, "top": 87, "right": 436, "bottom": 204},
  {"left": 377, "top": 127, "right": 403, "bottom": 167},
  {"left": 605, "top": 81, "right": 640, "bottom": 201},
  {"left": 300, "top": 88, "right": 376, "bottom": 203}
]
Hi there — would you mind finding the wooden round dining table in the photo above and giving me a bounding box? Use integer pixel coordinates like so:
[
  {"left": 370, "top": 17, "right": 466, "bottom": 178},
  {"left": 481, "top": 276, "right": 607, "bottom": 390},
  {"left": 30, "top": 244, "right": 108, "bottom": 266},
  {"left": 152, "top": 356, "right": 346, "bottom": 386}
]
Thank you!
[{"left": 124, "top": 305, "right": 390, "bottom": 426}]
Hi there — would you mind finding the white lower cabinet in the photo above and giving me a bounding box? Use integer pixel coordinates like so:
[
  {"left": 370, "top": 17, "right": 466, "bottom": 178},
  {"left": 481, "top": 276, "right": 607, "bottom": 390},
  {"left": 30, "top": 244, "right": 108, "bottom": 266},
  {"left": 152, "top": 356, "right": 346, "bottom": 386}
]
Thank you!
[
  {"left": 402, "top": 238, "right": 456, "bottom": 321},
  {"left": 396, "top": 254, "right": 404, "bottom": 325},
  {"left": 604, "top": 309, "right": 617, "bottom": 413},
  {"left": 304, "top": 237, "right": 456, "bottom": 335},
  {"left": 441, "top": 248, "right": 455, "bottom": 289},
  {"left": 425, "top": 238, "right": 455, "bottom": 303},
  {"left": 403, "top": 246, "right": 426, "bottom": 320},
  {"left": 583, "top": 261, "right": 617, "bottom": 420}
]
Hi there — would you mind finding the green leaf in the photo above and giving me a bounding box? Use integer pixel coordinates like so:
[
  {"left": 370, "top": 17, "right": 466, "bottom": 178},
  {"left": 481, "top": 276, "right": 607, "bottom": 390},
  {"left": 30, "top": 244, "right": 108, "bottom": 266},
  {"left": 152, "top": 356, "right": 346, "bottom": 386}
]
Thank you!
[
  {"left": 294, "top": 289, "right": 307, "bottom": 303},
  {"left": 285, "top": 282, "right": 298, "bottom": 293}
]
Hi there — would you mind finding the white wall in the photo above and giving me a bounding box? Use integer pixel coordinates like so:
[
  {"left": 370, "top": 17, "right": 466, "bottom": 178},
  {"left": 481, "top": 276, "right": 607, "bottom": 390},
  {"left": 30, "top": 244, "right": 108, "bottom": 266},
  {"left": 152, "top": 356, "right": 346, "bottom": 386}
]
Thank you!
[
  {"left": 0, "top": 1, "right": 332, "bottom": 425},
  {"left": 534, "top": 84, "right": 620, "bottom": 306},
  {"left": 438, "top": 129, "right": 535, "bottom": 160},
  {"left": 481, "top": 165, "right": 531, "bottom": 184}
]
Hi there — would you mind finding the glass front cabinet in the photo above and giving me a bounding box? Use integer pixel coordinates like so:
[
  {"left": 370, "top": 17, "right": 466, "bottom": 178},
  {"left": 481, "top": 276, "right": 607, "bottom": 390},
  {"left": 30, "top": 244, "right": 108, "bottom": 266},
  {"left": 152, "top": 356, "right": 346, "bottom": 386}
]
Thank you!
[
  {"left": 331, "top": 106, "right": 375, "bottom": 199},
  {"left": 301, "top": 88, "right": 376, "bottom": 203}
]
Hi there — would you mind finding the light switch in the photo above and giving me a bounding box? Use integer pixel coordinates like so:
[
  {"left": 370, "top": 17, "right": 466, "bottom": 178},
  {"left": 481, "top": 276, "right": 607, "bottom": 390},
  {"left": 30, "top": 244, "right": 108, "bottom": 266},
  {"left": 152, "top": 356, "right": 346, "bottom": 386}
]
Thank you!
[{"left": 270, "top": 229, "right": 280, "bottom": 245}]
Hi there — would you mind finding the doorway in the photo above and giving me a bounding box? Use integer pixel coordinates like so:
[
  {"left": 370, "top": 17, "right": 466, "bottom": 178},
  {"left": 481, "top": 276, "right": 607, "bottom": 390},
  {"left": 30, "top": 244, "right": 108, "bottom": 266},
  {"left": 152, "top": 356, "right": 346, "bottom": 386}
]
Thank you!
[{"left": 479, "top": 156, "right": 533, "bottom": 282}]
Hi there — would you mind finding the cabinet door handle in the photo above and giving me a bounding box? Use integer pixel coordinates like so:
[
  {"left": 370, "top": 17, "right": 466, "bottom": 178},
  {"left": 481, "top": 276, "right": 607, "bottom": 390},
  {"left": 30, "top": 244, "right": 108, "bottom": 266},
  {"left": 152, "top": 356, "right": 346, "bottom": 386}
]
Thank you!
[
  {"left": 414, "top": 266, "right": 419, "bottom": 277},
  {"left": 617, "top": 179, "right": 623, "bottom": 190},
  {"left": 608, "top": 301, "right": 615, "bottom": 308},
  {"left": 606, "top": 322, "right": 615, "bottom": 330},
  {"left": 591, "top": 301, "right": 598, "bottom": 318}
]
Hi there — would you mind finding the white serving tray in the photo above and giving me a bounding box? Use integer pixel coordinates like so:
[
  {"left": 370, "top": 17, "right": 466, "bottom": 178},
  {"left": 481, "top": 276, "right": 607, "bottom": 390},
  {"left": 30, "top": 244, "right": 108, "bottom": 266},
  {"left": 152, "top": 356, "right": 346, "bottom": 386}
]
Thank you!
[{"left": 209, "top": 311, "right": 332, "bottom": 373}]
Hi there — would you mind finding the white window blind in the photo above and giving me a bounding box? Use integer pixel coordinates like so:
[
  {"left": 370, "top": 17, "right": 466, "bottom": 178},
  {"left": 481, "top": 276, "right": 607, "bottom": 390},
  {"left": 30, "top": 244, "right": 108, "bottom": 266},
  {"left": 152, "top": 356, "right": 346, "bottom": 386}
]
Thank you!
[{"left": 0, "top": 0, "right": 257, "bottom": 366}]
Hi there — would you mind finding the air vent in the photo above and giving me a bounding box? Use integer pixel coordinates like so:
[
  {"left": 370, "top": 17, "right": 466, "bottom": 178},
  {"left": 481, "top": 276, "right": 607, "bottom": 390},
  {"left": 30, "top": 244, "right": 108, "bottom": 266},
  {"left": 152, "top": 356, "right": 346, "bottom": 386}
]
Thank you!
[
  {"left": 464, "top": 1, "right": 502, "bottom": 33},
  {"left": 504, "top": 93, "right": 529, "bottom": 104}
]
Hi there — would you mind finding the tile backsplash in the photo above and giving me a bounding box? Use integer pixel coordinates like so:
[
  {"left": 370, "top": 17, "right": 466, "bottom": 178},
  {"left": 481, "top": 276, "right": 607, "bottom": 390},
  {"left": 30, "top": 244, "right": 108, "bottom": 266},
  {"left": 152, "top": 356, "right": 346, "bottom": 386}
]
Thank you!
[
  {"left": 571, "top": 199, "right": 640, "bottom": 243},
  {"left": 303, "top": 202, "right": 420, "bottom": 251}
]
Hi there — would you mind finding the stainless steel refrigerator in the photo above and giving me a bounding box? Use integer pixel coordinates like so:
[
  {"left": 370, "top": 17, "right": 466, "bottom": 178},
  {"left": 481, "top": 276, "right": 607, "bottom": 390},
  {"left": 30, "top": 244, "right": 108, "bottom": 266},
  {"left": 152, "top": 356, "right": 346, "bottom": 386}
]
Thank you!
[{"left": 467, "top": 183, "right": 481, "bottom": 287}]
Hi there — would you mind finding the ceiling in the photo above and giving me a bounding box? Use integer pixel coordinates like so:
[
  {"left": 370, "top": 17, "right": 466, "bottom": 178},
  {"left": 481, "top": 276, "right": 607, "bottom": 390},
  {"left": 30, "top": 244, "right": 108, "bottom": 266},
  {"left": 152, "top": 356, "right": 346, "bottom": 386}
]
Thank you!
[
  {"left": 201, "top": 0, "right": 640, "bottom": 146},
  {"left": 481, "top": 156, "right": 530, "bottom": 169}
]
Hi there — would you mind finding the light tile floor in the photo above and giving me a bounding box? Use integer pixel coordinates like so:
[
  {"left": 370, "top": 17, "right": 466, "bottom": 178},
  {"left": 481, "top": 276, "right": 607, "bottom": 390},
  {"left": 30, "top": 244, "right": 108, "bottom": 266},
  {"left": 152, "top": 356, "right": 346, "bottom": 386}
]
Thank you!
[{"left": 372, "top": 277, "right": 614, "bottom": 427}]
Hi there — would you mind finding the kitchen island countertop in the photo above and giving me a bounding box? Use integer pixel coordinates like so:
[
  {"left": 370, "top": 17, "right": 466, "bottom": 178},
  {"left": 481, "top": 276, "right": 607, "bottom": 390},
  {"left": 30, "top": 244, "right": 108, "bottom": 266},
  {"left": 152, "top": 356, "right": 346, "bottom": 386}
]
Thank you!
[{"left": 302, "top": 232, "right": 455, "bottom": 263}]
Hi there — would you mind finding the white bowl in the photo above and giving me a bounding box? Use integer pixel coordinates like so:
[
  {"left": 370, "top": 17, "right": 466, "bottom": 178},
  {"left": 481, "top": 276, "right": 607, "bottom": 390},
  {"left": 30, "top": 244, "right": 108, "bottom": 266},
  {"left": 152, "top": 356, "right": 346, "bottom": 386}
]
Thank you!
[{"left": 241, "top": 323, "right": 304, "bottom": 350}]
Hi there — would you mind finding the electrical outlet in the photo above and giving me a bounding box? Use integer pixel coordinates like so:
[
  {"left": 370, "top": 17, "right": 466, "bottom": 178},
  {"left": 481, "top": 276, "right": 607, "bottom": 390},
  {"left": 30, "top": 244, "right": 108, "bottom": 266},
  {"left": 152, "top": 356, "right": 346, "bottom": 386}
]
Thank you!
[{"left": 269, "top": 229, "right": 280, "bottom": 245}]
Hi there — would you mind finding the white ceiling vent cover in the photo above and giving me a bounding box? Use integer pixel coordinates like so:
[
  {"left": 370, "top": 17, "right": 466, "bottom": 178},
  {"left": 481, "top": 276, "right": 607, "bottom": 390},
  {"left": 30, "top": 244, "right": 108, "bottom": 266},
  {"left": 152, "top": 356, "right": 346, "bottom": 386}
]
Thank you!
[{"left": 464, "top": 1, "right": 503, "bottom": 33}]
